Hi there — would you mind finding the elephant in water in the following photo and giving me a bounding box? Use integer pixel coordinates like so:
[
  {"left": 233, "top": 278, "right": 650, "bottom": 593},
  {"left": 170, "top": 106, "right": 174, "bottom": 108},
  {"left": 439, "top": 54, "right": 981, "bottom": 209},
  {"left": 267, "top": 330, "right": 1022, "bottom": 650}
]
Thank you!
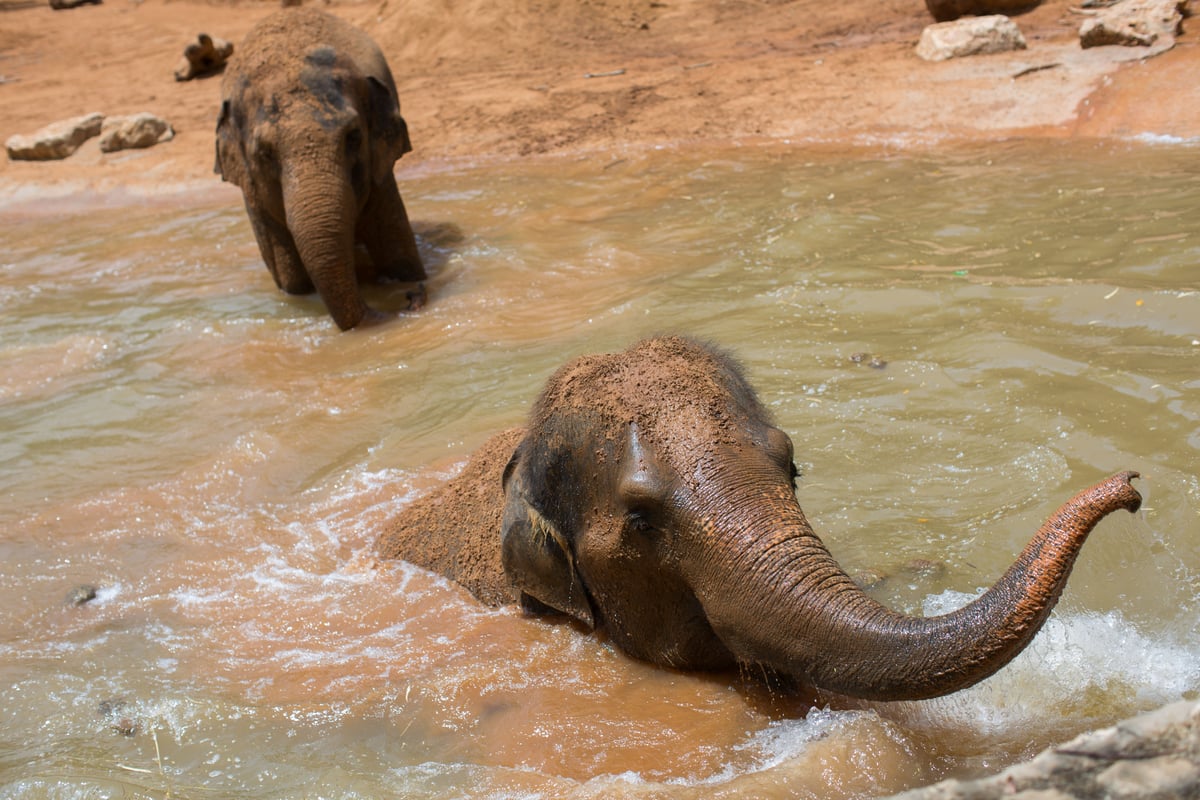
[
  {"left": 216, "top": 8, "right": 425, "bottom": 330},
  {"left": 378, "top": 336, "right": 1142, "bottom": 701}
]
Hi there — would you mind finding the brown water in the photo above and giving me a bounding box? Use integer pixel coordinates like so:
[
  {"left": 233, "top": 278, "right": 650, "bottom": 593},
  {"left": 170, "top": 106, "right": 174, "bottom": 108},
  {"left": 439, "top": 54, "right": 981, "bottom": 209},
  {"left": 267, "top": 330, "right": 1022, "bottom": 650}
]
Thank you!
[{"left": 1, "top": 139, "right": 1198, "bottom": 799}]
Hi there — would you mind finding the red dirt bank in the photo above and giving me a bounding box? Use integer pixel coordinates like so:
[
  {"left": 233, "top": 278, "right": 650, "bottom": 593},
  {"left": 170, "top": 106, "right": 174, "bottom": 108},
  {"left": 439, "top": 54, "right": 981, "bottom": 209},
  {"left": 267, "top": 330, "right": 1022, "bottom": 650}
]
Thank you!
[{"left": 0, "top": 0, "right": 1197, "bottom": 197}]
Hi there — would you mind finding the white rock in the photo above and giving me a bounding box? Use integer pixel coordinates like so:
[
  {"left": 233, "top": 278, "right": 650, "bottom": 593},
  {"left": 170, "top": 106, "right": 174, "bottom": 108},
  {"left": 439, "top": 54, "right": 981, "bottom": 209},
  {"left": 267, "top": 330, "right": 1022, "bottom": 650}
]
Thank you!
[
  {"left": 5, "top": 112, "right": 104, "bottom": 161},
  {"left": 1080, "top": 0, "right": 1189, "bottom": 49},
  {"left": 916, "top": 15, "right": 1028, "bottom": 62},
  {"left": 98, "top": 113, "right": 175, "bottom": 153}
]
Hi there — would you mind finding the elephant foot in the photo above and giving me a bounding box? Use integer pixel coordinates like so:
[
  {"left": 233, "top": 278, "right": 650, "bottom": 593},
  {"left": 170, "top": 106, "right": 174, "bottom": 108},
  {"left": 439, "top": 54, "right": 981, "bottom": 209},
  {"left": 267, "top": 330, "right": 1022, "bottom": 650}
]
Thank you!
[
  {"left": 405, "top": 283, "right": 427, "bottom": 311},
  {"left": 354, "top": 308, "right": 394, "bottom": 330}
]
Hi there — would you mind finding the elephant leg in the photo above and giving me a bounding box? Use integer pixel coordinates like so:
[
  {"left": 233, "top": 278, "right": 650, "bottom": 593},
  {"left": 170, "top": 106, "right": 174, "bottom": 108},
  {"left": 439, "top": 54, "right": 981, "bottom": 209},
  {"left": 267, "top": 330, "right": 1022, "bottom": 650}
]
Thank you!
[
  {"left": 358, "top": 175, "right": 426, "bottom": 283},
  {"left": 246, "top": 206, "right": 313, "bottom": 295}
]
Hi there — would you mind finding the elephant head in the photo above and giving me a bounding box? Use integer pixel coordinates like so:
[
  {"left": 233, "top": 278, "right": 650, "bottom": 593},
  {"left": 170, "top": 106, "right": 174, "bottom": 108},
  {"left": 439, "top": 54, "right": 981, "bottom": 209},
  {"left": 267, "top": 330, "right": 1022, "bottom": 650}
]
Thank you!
[
  {"left": 215, "top": 8, "right": 424, "bottom": 330},
  {"left": 492, "top": 336, "right": 1142, "bottom": 700}
]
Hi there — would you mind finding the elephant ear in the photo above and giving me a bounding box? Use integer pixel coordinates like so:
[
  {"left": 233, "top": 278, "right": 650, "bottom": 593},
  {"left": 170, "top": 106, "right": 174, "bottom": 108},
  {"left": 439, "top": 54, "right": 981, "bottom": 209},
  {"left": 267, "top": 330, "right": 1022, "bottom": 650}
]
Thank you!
[
  {"left": 366, "top": 75, "right": 412, "bottom": 186},
  {"left": 214, "top": 99, "right": 246, "bottom": 189},
  {"left": 500, "top": 442, "right": 596, "bottom": 629}
]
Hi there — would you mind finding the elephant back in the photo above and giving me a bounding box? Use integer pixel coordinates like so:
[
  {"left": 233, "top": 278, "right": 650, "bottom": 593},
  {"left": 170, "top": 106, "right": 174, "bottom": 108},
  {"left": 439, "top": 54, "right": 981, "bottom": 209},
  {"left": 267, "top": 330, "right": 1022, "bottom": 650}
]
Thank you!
[{"left": 377, "top": 428, "right": 524, "bottom": 607}]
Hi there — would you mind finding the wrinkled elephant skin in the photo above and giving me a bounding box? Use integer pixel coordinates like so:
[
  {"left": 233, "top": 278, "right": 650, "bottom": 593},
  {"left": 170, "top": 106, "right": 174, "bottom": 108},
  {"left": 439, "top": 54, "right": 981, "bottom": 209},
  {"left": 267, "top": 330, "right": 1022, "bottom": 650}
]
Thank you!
[
  {"left": 215, "top": 8, "right": 425, "bottom": 330},
  {"left": 379, "top": 336, "right": 1142, "bottom": 700}
]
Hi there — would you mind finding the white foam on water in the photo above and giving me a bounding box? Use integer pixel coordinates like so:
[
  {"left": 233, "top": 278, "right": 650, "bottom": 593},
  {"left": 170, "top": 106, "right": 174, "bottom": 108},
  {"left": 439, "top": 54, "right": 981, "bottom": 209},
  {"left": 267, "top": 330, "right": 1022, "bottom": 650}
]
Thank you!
[
  {"left": 666, "top": 706, "right": 863, "bottom": 788},
  {"left": 907, "top": 589, "right": 1200, "bottom": 736},
  {"left": 1129, "top": 132, "right": 1200, "bottom": 146}
]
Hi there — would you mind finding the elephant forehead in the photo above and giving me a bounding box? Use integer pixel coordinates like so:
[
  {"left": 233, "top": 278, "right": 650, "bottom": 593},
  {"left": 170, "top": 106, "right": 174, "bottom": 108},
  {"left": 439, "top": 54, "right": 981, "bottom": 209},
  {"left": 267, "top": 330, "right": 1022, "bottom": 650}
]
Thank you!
[
  {"left": 235, "top": 9, "right": 371, "bottom": 89},
  {"left": 533, "top": 337, "right": 763, "bottom": 471},
  {"left": 304, "top": 46, "right": 338, "bottom": 69},
  {"left": 299, "top": 65, "right": 356, "bottom": 129},
  {"left": 539, "top": 357, "right": 736, "bottom": 425}
]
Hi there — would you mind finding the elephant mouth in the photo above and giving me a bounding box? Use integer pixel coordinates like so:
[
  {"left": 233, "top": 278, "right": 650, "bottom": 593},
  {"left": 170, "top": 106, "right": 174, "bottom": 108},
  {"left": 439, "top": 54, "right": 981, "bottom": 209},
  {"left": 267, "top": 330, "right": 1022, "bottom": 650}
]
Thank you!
[{"left": 604, "top": 585, "right": 736, "bottom": 672}]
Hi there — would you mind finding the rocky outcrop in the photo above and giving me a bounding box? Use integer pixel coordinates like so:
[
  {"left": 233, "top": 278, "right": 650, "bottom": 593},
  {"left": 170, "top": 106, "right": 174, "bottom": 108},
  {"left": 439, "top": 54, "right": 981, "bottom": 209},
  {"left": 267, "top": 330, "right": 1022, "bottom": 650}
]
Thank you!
[
  {"left": 6, "top": 111, "right": 175, "bottom": 160},
  {"left": 173, "top": 33, "right": 234, "bottom": 81},
  {"left": 885, "top": 700, "right": 1200, "bottom": 800},
  {"left": 98, "top": 113, "right": 175, "bottom": 153},
  {"left": 1079, "top": 0, "right": 1190, "bottom": 48},
  {"left": 916, "top": 15, "right": 1028, "bottom": 61},
  {"left": 924, "top": 0, "right": 1040, "bottom": 22},
  {"left": 48, "top": 0, "right": 101, "bottom": 9},
  {"left": 5, "top": 112, "right": 104, "bottom": 160}
]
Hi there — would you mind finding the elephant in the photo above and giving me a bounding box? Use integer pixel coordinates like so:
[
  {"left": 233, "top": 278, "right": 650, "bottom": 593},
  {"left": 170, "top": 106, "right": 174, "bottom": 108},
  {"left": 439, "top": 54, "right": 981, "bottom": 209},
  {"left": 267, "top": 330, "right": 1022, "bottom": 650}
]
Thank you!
[
  {"left": 924, "top": 0, "right": 1040, "bottom": 22},
  {"left": 378, "top": 335, "right": 1143, "bottom": 701},
  {"left": 215, "top": 8, "right": 425, "bottom": 330}
]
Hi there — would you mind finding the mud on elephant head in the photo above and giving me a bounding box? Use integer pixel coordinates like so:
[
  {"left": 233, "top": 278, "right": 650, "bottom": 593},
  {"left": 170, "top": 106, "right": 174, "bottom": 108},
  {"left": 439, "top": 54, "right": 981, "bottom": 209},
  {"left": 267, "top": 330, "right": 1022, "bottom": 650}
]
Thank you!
[
  {"left": 378, "top": 336, "right": 1142, "bottom": 701},
  {"left": 215, "top": 8, "right": 425, "bottom": 330}
]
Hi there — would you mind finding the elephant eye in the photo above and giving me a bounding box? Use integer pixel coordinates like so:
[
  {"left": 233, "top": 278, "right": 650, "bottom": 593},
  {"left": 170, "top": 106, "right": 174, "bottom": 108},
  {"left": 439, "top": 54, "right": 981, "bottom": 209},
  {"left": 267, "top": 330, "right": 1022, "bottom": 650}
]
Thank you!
[
  {"left": 789, "top": 461, "right": 800, "bottom": 489},
  {"left": 252, "top": 138, "right": 275, "bottom": 165},
  {"left": 625, "top": 509, "right": 657, "bottom": 536},
  {"left": 344, "top": 128, "right": 363, "bottom": 158}
]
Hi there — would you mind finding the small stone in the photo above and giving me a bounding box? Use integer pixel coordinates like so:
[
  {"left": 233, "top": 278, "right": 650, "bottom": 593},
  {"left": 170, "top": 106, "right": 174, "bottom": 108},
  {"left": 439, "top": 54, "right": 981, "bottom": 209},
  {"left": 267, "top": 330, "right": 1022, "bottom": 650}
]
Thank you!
[
  {"left": 904, "top": 558, "right": 946, "bottom": 580},
  {"left": 916, "top": 15, "right": 1028, "bottom": 62},
  {"left": 5, "top": 112, "right": 104, "bottom": 161},
  {"left": 98, "top": 113, "right": 175, "bottom": 153},
  {"left": 849, "top": 352, "right": 888, "bottom": 369},
  {"left": 66, "top": 584, "right": 98, "bottom": 606},
  {"left": 853, "top": 567, "right": 889, "bottom": 590},
  {"left": 98, "top": 699, "right": 138, "bottom": 737}
]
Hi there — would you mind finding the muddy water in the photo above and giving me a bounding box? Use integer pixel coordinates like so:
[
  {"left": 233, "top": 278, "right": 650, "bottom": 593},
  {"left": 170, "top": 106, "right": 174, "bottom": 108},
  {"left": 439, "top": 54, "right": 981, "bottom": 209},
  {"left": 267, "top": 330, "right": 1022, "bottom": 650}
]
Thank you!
[{"left": 1, "top": 140, "right": 1198, "bottom": 798}]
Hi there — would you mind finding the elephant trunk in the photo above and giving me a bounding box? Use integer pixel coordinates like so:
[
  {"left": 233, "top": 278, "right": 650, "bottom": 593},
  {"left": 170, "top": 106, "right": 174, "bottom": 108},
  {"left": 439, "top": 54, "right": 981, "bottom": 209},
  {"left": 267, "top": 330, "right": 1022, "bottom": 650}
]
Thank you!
[
  {"left": 281, "top": 162, "right": 370, "bottom": 331},
  {"left": 691, "top": 469, "right": 1142, "bottom": 701}
]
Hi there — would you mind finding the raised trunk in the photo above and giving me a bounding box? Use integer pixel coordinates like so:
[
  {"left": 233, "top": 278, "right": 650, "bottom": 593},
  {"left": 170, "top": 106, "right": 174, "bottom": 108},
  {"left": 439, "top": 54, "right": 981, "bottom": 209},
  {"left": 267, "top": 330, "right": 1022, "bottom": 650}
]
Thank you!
[
  {"left": 282, "top": 164, "right": 370, "bottom": 331},
  {"left": 693, "top": 471, "right": 1142, "bottom": 701}
]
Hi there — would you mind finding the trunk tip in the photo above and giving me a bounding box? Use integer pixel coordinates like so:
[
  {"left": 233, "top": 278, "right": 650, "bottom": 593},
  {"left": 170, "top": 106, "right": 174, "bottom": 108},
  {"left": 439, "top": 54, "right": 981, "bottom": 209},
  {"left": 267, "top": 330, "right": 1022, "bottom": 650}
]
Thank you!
[{"left": 1107, "top": 470, "right": 1142, "bottom": 514}]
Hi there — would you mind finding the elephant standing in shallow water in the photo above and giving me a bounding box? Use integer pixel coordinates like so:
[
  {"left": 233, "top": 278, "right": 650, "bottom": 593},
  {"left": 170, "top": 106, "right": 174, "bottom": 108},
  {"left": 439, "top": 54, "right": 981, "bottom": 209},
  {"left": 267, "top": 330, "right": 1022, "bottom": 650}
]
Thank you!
[
  {"left": 216, "top": 8, "right": 425, "bottom": 330},
  {"left": 378, "top": 336, "right": 1142, "bottom": 701}
]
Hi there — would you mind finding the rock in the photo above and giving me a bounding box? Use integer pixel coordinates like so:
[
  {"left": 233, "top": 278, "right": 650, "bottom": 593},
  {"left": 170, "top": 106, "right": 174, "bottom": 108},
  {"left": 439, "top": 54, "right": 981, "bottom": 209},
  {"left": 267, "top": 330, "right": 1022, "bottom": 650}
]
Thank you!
[
  {"left": 5, "top": 112, "right": 104, "bottom": 161},
  {"left": 916, "top": 15, "right": 1028, "bottom": 61},
  {"left": 850, "top": 351, "right": 888, "bottom": 369},
  {"left": 1079, "top": 0, "right": 1189, "bottom": 48},
  {"left": 924, "top": 0, "right": 1040, "bottom": 22},
  {"left": 98, "top": 698, "right": 138, "bottom": 737},
  {"left": 1096, "top": 756, "right": 1200, "bottom": 796},
  {"left": 883, "top": 700, "right": 1200, "bottom": 799},
  {"left": 174, "top": 33, "right": 234, "bottom": 81},
  {"left": 65, "top": 584, "right": 99, "bottom": 606},
  {"left": 48, "top": 0, "right": 101, "bottom": 9},
  {"left": 97, "top": 113, "right": 175, "bottom": 153},
  {"left": 852, "top": 567, "right": 889, "bottom": 590}
]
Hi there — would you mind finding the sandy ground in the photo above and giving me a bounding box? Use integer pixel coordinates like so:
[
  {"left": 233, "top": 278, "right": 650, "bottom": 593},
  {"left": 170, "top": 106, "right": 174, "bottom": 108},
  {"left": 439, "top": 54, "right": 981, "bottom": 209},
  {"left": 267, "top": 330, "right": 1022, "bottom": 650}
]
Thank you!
[{"left": 1, "top": 0, "right": 1197, "bottom": 200}]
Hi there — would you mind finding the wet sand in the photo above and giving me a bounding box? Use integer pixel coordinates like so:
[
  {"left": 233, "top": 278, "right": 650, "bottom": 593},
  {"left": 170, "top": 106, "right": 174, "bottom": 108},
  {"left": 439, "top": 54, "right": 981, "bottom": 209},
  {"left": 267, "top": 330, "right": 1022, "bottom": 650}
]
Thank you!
[{"left": 1, "top": 0, "right": 1198, "bottom": 200}]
